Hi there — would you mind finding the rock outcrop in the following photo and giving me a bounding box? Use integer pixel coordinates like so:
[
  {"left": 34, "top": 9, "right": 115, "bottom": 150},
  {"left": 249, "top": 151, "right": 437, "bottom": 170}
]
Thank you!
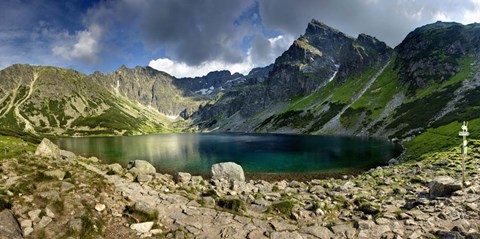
[
  {"left": 0, "top": 210, "right": 22, "bottom": 239},
  {"left": 429, "top": 176, "right": 463, "bottom": 198},
  {"left": 211, "top": 162, "right": 245, "bottom": 182},
  {"left": 127, "top": 160, "right": 156, "bottom": 176},
  {"left": 35, "top": 138, "right": 60, "bottom": 159}
]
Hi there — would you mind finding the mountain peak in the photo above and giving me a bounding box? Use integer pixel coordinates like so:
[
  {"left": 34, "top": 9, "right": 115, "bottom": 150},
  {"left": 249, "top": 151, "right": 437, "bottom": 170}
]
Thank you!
[{"left": 306, "top": 19, "right": 342, "bottom": 36}]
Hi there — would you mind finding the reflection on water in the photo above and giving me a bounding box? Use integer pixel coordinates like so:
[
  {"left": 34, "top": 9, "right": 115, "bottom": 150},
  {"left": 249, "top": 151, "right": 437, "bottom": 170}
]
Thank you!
[{"left": 56, "top": 133, "right": 401, "bottom": 176}]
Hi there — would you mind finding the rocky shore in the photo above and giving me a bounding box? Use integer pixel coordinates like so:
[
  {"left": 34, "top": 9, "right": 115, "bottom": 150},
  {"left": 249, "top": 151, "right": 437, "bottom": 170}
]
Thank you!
[{"left": 0, "top": 138, "right": 479, "bottom": 239}]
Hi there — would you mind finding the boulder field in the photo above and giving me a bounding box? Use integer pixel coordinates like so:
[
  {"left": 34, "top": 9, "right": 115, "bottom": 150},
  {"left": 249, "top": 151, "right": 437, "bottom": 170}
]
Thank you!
[{"left": 0, "top": 138, "right": 479, "bottom": 238}]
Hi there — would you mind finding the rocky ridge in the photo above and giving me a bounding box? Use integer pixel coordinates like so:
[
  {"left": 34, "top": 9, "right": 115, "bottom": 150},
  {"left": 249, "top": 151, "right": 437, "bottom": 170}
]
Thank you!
[{"left": 0, "top": 137, "right": 479, "bottom": 238}]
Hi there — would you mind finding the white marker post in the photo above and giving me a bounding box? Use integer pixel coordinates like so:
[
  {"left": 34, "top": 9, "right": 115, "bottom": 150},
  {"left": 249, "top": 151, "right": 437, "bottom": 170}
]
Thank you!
[{"left": 459, "top": 121, "right": 469, "bottom": 187}]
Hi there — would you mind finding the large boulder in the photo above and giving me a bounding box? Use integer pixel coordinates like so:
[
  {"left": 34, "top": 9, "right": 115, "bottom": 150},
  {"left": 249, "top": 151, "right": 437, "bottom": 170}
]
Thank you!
[
  {"left": 173, "top": 172, "right": 192, "bottom": 184},
  {"left": 0, "top": 209, "right": 22, "bottom": 239},
  {"left": 429, "top": 176, "right": 462, "bottom": 198},
  {"left": 127, "top": 160, "right": 156, "bottom": 176},
  {"left": 35, "top": 138, "right": 60, "bottom": 159},
  {"left": 211, "top": 162, "right": 245, "bottom": 182}
]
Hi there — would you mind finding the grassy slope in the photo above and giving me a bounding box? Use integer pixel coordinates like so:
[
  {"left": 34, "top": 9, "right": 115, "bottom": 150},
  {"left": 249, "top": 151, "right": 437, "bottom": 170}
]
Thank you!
[{"left": 0, "top": 135, "right": 35, "bottom": 159}]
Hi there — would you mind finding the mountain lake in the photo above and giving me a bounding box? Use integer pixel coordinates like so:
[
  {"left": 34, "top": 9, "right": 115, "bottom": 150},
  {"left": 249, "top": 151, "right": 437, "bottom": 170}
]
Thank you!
[{"left": 55, "top": 133, "right": 402, "bottom": 180}]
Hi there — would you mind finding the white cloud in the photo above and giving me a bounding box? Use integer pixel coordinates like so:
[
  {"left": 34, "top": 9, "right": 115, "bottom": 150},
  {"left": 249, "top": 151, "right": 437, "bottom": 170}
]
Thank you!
[
  {"left": 463, "top": 0, "right": 480, "bottom": 23},
  {"left": 149, "top": 34, "right": 294, "bottom": 78},
  {"left": 52, "top": 24, "right": 102, "bottom": 63},
  {"left": 149, "top": 58, "right": 254, "bottom": 78},
  {"left": 433, "top": 11, "right": 452, "bottom": 22}
]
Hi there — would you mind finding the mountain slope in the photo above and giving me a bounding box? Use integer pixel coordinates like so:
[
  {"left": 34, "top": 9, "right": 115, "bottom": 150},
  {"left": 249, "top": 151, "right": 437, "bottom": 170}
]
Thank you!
[
  {"left": 2, "top": 20, "right": 480, "bottom": 159},
  {"left": 193, "top": 19, "right": 393, "bottom": 132},
  {"left": 249, "top": 21, "right": 480, "bottom": 157}
]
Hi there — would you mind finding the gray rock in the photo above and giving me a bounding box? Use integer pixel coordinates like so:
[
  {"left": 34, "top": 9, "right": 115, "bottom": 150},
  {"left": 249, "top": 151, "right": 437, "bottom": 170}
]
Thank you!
[
  {"left": 429, "top": 176, "right": 462, "bottom": 198},
  {"left": 301, "top": 225, "right": 334, "bottom": 239},
  {"left": 38, "top": 190, "right": 61, "bottom": 201},
  {"left": 174, "top": 172, "right": 192, "bottom": 184},
  {"left": 20, "top": 219, "right": 32, "bottom": 229},
  {"left": 0, "top": 210, "right": 22, "bottom": 239},
  {"left": 136, "top": 173, "right": 153, "bottom": 182},
  {"left": 68, "top": 218, "right": 83, "bottom": 232},
  {"left": 107, "top": 163, "right": 123, "bottom": 175},
  {"left": 95, "top": 203, "right": 106, "bottom": 212},
  {"left": 23, "top": 227, "right": 33, "bottom": 237},
  {"left": 44, "top": 170, "right": 66, "bottom": 180},
  {"left": 60, "top": 181, "right": 75, "bottom": 192},
  {"left": 127, "top": 160, "right": 156, "bottom": 176},
  {"left": 130, "top": 221, "right": 153, "bottom": 233},
  {"left": 270, "top": 231, "right": 303, "bottom": 239},
  {"left": 388, "top": 158, "right": 399, "bottom": 165},
  {"left": 36, "top": 216, "right": 52, "bottom": 229},
  {"left": 247, "top": 229, "right": 269, "bottom": 239},
  {"left": 45, "top": 207, "right": 55, "bottom": 218},
  {"left": 35, "top": 138, "right": 60, "bottom": 159},
  {"left": 27, "top": 209, "right": 42, "bottom": 222},
  {"left": 60, "top": 150, "right": 76, "bottom": 159},
  {"left": 191, "top": 176, "right": 203, "bottom": 185},
  {"left": 211, "top": 162, "right": 245, "bottom": 182},
  {"left": 134, "top": 201, "right": 156, "bottom": 215},
  {"left": 86, "top": 156, "right": 100, "bottom": 163}
]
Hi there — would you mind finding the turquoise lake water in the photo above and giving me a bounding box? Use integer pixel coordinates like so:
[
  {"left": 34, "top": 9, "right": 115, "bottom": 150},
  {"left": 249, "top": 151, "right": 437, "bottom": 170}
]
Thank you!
[{"left": 55, "top": 133, "right": 401, "bottom": 179}]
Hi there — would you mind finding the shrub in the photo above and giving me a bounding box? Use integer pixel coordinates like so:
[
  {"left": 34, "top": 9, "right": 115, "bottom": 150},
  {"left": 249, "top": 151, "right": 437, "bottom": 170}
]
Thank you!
[
  {"left": 217, "top": 198, "right": 245, "bottom": 213},
  {"left": 268, "top": 200, "right": 295, "bottom": 217}
]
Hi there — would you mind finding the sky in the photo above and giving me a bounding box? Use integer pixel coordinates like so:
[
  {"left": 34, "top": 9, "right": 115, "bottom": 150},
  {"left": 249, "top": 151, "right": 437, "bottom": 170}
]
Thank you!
[{"left": 1, "top": 0, "right": 480, "bottom": 78}]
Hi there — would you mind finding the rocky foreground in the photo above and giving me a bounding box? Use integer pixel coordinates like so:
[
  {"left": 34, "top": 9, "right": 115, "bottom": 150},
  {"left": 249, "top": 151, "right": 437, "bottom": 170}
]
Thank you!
[{"left": 0, "top": 138, "right": 479, "bottom": 239}]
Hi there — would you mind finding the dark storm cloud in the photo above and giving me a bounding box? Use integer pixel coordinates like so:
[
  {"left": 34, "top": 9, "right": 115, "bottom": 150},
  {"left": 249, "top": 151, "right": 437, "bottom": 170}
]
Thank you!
[
  {"left": 137, "top": 0, "right": 255, "bottom": 65},
  {"left": 259, "top": 0, "right": 477, "bottom": 47}
]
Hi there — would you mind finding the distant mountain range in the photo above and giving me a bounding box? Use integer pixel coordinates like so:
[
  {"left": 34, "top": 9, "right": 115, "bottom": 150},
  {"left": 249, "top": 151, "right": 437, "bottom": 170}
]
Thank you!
[{"left": 1, "top": 20, "right": 479, "bottom": 156}]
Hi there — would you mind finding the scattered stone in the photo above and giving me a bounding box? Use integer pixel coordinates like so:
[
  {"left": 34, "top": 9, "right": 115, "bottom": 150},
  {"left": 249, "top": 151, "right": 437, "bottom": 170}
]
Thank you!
[
  {"left": 28, "top": 209, "right": 42, "bottom": 222},
  {"left": 127, "top": 160, "right": 156, "bottom": 176},
  {"left": 20, "top": 219, "right": 32, "bottom": 229},
  {"left": 429, "top": 176, "right": 462, "bottom": 198},
  {"left": 95, "top": 203, "right": 106, "bottom": 212},
  {"left": 35, "top": 138, "right": 60, "bottom": 159},
  {"left": 134, "top": 201, "right": 156, "bottom": 215},
  {"left": 174, "top": 172, "right": 192, "bottom": 184},
  {"left": 130, "top": 221, "right": 154, "bottom": 234},
  {"left": 247, "top": 229, "right": 269, "bottom": 239},
  {"left": 38, "top": 190, "right": 61, "bottom": 201},
  {"left": 388, "top": 158, "right": 399, "bottom": 165},
  {"left": 191, "top": 176, "right": 203, "bottom": 184},
  {"left": 68, "top": 218, "right": 83, "bottom": 232},
  {"left": 45, "top": 207, "right": 55, "bottom": 218},
  {"left": 270, "top": 231, "right": 303, "bottom": 239},
  {"left": 151, "top": 229, "right": 163, "bottom": 235},
  {"left": 300, "top": 225, "right": 334, "bottom": 239},
  {"left": 0, "top": 210, "right": 22, "bottom": 239},
  {"left": 36, "top": 216, "right": 52, "bottom": 229},
  {"left": 23, "top": 227, "right": 33, "bottom": 237},
  {"left": 44, "top": 169, "right": 66, "bottom": 180},
  {"left": 86, "top": 156, "right": 100, "bottom": 163},
  {"left": 60, "top": 181, "right": 75, "bottom": 192},
  {"left": 107, "top": 163, "right": 123, "bottom": 175},
  {"left": 211, "top": 162, "right": 245, "bottom": 182}
]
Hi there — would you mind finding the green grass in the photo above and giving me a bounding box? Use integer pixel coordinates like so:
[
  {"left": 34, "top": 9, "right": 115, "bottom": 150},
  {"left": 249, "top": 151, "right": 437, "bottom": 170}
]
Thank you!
[
  {"left": 410, "top": 57, "right": 475, "bottom": 101},
  {"left": 0, "top": 135, "right": 36, "bottom": 159},
  {"left": 267, "top": 200, "right": 295, "bottom": 218},
  {"left": 123, "top": 205, "right": 159, "bottom": 223},
  {"left": 329, "top": 68, "right": 377, "bottom": 104},
  {"left": 405, "top": 119, "right": 480, "bottom": 158},
  {"left": 217, "top": 198, "right": 245, "bottom": 213},
  {"left": 351, "top": 59, "right": 403, "bottom": 120}
]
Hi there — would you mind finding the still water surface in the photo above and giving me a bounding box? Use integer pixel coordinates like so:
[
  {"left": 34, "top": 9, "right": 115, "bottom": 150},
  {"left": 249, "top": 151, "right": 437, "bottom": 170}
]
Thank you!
[{"left": 56, "top": 133, "right": 401, "bottom": 178}]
